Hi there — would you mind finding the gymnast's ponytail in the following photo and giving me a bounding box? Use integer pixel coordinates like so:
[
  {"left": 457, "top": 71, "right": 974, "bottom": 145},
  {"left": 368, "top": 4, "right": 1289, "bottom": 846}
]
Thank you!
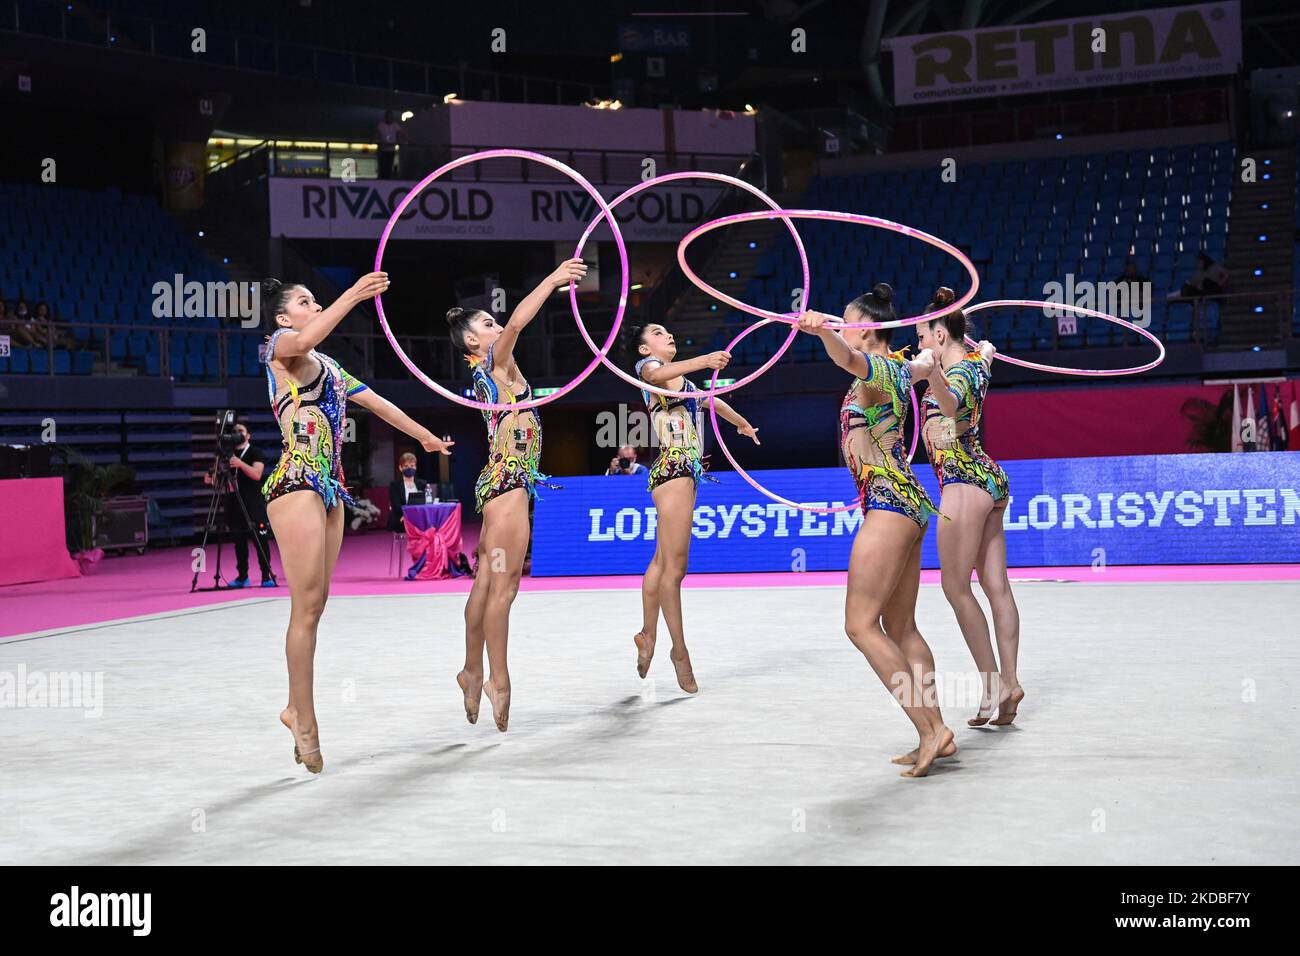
[
  {"left": 260, "top": 277, "right": 294, "bottom": 330},
  {"left": 847, "top": 282, "right": 896, "bottom": 347},
  {"left": 446, "top": 306, "right": 481, "bottom": 354},
  {"left": 927, "top": 286, "right": 969, "bottom": 341}
]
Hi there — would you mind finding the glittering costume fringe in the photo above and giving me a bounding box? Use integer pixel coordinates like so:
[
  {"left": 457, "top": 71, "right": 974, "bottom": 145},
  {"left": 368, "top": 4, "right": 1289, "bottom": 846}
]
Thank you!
[
  {"left": 262, "top": 451, "right": 356, "bottom": 510},
  {"left": 857, "top": 460, "right": 942, "bottom": 528},
  {"left": 932, "top": 446, "right": 1009, "bottom": 503},
  {"left": 474, "top": 453, "right": 562, "bottom": 513},
  {"left": 647, "top": 446, "right": 717, "bottom": 492}
]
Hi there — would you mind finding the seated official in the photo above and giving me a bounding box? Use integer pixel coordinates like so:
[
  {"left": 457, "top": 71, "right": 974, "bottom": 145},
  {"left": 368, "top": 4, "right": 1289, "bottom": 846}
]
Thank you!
[
  {"left": 605, "top": 444, "right": 648, "bottom": 477},
  {"left": 389, "top": 452, "right": 431, "bottom": 531}
]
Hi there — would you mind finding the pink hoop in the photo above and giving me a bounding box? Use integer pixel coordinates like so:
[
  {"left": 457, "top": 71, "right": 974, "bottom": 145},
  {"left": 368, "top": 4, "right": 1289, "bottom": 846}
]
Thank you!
[
  {"left": 705, "top": 321, "right": 922, "bottom": 514},
  {"left": 372, "top": 149, "right": 628, "bottom": 412},
  {"left": 568, "top": 171, "right": 808, "bottom": 399},
  {"left": 677, "top": 209, "right": 980, "bottom": 329},
  {"left": 962, "top": 300, "right": 1167, "bottom": 376}
]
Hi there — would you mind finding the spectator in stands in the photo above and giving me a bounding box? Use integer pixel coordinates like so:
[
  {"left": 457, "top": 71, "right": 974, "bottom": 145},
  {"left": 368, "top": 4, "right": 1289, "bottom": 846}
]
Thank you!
[
  {"left": 605, "top": 444, "right": 648, "bottom": 477},
  {"left": 1178, "top": 253, "right": 1229, "bottom": 298},
  {"left": 388, "top": 451, "right": 431, "bottom": 531},
  {"left": 376, "top": 110, "right": 406, "bottom": 180},
  {"left": 8, "top": 299, "right": 47, "bottom": 348},
  {"left": 204, "top": 418, "right": 275, "bottom": 587},
  {"left": 1115, "top": 258, "right": 1148, "bottom": 289},
  {"left": 34, "top": 302, "right": 75, "bottom": 349}
]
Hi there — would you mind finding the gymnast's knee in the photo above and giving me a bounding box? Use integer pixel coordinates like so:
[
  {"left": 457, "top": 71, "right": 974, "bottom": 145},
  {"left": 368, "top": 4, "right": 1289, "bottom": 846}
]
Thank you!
[
  {"left": 882, "top": 614, "right": 915, "bottom": 641},
  {"left": 659, "top": 558, "right": 688, "bottom": 585},
  {"left": 940, "top": 572, "right": 976, "bottom": 604},
  {"left": 977, "top": 573, "right": 1013, "bottom": 603}
]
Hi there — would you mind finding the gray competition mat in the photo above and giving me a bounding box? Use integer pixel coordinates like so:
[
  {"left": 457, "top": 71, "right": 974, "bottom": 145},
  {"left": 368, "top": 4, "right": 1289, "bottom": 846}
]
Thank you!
[{"left": 1, "top": 581, "right": 1297, "bottom": 865}]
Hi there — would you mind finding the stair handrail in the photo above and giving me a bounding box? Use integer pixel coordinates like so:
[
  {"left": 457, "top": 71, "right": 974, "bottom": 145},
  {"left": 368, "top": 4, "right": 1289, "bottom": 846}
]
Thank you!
[{"left": 642, "top": 152, "right": 765, "bottom": 326}]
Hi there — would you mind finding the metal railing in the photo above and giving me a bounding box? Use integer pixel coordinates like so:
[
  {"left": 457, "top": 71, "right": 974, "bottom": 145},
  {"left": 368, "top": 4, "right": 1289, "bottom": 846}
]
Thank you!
[
  {"left": 644, "top": 153, "right": 766, "bottom": 323},
  {"left": 2, "top": 291, "right": 1295, "bottom": 384},
  {"left": 211, "top": 139, "right": 756, "bottom": 187},
  {"left": 3, "top": 0, "right": 600, "bottom": 106}
]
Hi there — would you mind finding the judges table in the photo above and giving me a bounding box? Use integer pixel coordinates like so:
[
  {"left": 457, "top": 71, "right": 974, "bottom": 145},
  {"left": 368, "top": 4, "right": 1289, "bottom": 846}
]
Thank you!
[
  {"left": 401, "top": 502, "right": 464, "bottom": 580},
  {"left": 0, "top": 477, "right": 80, "bottom": 586}
]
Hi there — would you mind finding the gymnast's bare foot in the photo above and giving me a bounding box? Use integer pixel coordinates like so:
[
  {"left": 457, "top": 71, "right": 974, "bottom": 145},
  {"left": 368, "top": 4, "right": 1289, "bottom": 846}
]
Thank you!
[
  {"left": 892, "top": 739, "right": 958, "bottom": 765},
  {"left": 456, "top": 669, "right": 483, "bottom": 725},
  {"left": 902, "top": 725, "right": 954, "bottom": 778},
  {"left": 634, "top": 630, "right": 656, "bottom": 679},
  {"left": 670, "top": 647, "right": 698, "bottom": 694},
  {"left": 280, "top": 707, "right": 323, "bottom": 774},
  {"left": 990, "top": 684, "right": 1025, "bottom": 725},
  {"left": 483, "top": 676, "right": 511, "bottom": 732},
  {"left": 968, "top": 681, "right": 1008, "bottom": 727}
]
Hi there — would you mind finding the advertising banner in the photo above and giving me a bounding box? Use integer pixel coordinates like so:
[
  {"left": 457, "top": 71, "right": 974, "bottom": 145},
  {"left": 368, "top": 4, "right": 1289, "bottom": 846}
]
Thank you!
[
  {"left": 268, "top": 178, "right": 724, "bottom": 241},
  {"left": 888, "top": 2, "right": 1241, "bottom": 106},
  {"left": 532, "top": 451, "right": 1299, "bottom": 575}
]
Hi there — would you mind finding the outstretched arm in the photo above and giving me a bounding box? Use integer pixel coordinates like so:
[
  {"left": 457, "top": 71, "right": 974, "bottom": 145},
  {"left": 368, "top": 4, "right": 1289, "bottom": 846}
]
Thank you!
[
  {"left": 640, "top": 351, "right": 731, "bottom": 386},
  {"left": 797, "top": 311, "right": 870, "bottom": 377},
  {"left": 494, "top": 258, "right": 587, "bottom": 371},
  {"left": 350, "top": 388, "right": 454, "bottom": 455},
  {"left": 710, "top": 397, "right": 760, "bottom": 444},
  {"left": 270, "top": 272, "right": 388, "bottom": 359}
]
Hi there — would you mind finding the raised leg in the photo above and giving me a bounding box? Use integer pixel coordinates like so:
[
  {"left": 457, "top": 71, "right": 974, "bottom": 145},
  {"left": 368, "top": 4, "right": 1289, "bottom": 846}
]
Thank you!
[
  {"left": 266, "top": 489, "right": 332, "bottom": 772},
  {"left": 650, "top": 477, "right": 698, "bottom": 692}
]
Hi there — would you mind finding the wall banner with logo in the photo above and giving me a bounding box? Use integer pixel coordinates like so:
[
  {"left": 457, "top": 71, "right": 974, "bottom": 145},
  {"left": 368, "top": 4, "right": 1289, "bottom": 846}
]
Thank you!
[
  {"left": 268, "top": 178, "right": 725, "bottom": 242},
  {"left": 888, "top": 2, "right": 1241, "bottom": 106}
]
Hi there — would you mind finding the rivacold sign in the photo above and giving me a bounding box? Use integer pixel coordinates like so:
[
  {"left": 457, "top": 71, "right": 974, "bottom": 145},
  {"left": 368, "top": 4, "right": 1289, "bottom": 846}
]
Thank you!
[
  {"left": 888, "top": 1, "right": 1240, "bottom": 106},
  {"left": 268, "top": 178, "right": 724, "bottom": 241}
]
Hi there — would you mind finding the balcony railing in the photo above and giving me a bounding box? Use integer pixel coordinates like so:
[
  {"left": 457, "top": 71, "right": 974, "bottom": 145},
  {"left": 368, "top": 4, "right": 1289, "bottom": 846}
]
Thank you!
[
  {"left": 7, "top": 288, "right": 1292, "bottom": 384},
  {"left": 211, "top": 139, "right": 756, "bottom": 187}
]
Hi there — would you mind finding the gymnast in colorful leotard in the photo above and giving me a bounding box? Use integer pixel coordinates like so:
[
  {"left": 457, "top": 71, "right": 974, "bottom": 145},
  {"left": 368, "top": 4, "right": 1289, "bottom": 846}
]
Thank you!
[
  {"left": 628, "top": 322, "right": 758, "bottom": 695},
  {"left": 917, "top": 285, "right": 1023, "bottom": 727},
  {"left": 448, "top": 258, "right": 587, "bottom": 733},
  {"left": 798, "top": 282, "right": 954, "bottom": 778},
  {"left": 261, "top": 274, "right": 453, "bottom": 774}
]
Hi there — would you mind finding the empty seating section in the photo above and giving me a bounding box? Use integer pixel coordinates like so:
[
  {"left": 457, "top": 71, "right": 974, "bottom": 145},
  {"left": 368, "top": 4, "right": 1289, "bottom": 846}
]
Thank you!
[
  {"left": 717, "top": 141, "right": 1233, "bottom": 363},
  {"left": 0, "top": 410, "right": 279, "bottom": 539},
  {"left": 0, "top": 183, "right": 263, "bottom": 378}
]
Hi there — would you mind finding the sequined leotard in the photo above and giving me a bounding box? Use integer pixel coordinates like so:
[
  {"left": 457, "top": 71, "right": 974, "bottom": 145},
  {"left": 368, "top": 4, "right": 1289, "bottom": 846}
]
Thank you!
[
  {"left": 471, "top": 343, "right": 559, "bottom": 512},
  {"left": 262, "top": 327, "right": 367, "bottom": 510},
  {"left": 920, "top": 349, "right": 1009, "bottom": 502},
  {"left": 636, "top": 356, "right": 718, "bottom": 492},
  {"left": 841, "top": 351, "right": 939, "bottom": 528}
]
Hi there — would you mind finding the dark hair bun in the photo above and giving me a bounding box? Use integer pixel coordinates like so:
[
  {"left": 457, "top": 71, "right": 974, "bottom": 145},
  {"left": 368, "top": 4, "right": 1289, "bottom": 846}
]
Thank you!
[
  {"left": 261, "top": 277, "right": 282, "bottom": 299},
  {"left": 446, "top": 306, "right": 470, "bottom": 326},
  {"left": 932, "top": 286, "right": 955, "bottom": 307},
  {"left": 872, "top": 282, "right": 893, "bottom": 303}
]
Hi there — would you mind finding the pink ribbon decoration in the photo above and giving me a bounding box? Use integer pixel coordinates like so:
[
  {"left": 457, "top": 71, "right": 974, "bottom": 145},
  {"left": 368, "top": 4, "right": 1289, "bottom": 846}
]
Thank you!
[{"left": 403, "top": 508, "right": 463, "bottom": 580}]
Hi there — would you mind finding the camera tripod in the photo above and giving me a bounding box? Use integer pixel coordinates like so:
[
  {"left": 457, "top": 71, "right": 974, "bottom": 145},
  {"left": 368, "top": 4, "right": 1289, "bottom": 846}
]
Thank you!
[{"left": 190, "top": 451, "right": 277, "bottom": 593}]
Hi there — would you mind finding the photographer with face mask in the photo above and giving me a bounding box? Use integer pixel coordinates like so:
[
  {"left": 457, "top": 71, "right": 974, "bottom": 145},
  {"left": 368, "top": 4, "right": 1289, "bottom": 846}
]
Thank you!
[
  {"left": 203, "top": 418, "right": 276, "bottom": 587},
  {"left": 389, "top": 452, "right": 431, "bottom": 531},
  {"left": 605, "top": 444, "right": 648, "bottom": 477}
]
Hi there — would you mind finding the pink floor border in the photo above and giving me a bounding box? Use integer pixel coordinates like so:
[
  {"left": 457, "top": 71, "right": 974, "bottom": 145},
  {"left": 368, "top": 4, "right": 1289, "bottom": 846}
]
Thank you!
[{"left": 2, "top": 530, "right": 1296, "bottom": 638}]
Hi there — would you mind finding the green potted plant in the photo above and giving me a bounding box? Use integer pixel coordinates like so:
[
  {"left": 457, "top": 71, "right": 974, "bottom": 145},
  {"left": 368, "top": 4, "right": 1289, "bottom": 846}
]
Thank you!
[{"left": 54, "top": 447, "right": 136, "bottom": 571}]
